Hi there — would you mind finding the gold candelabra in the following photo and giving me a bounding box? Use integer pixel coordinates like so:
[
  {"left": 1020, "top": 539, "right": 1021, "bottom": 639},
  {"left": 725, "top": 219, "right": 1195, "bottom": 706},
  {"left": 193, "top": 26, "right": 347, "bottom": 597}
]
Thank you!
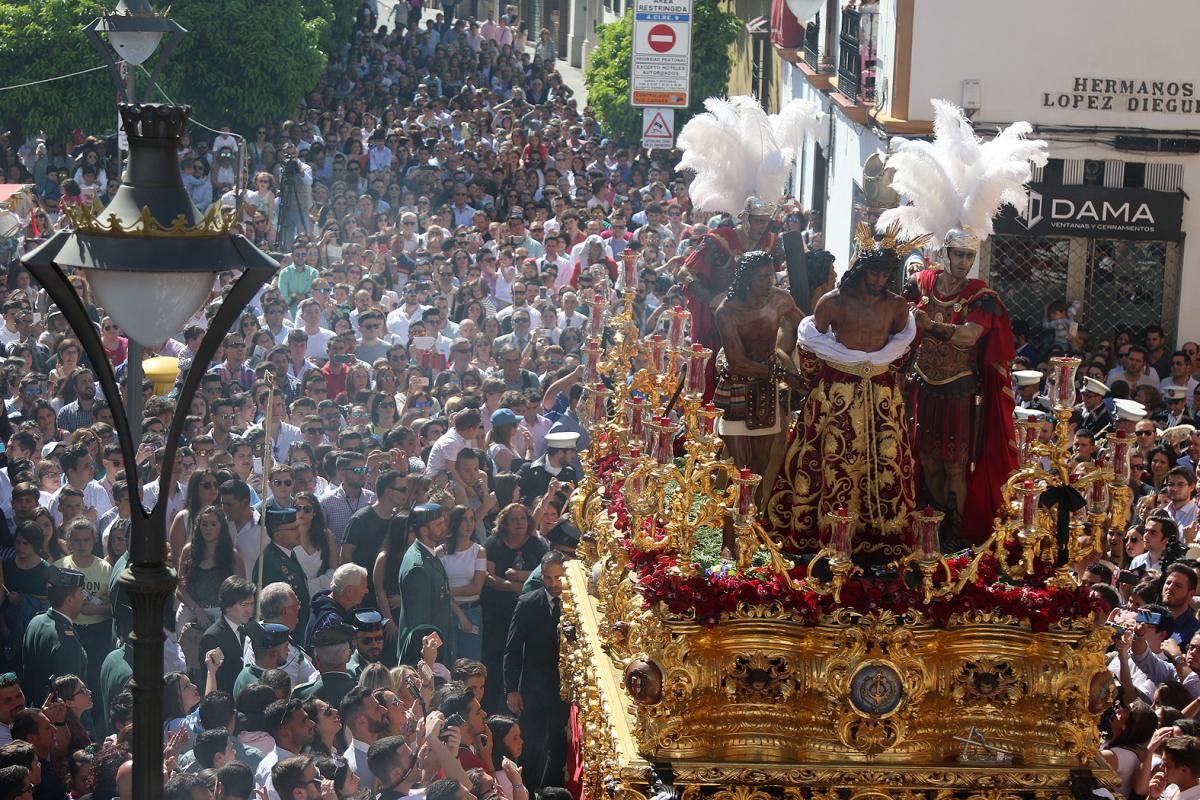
[
  {"left": 991, "top": 356, "right": 1131, "bottom": 585},
  {"left": 575, "top": 281, "right": 794, "bottom": 582}
]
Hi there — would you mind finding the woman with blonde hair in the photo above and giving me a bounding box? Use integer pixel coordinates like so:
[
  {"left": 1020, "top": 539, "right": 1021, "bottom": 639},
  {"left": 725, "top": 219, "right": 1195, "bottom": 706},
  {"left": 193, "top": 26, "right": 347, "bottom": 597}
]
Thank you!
[{"left": 243, "top": 171, "right": 277, "bottom": 232}]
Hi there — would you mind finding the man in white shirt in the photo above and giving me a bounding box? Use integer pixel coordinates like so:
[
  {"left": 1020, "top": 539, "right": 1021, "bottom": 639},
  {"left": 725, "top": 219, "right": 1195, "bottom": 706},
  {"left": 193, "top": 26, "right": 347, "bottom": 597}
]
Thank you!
[
  {"left": 49, "top": 444, "right": 113, "bottom": 525},
  {"left": 341, "top": 686, "right": 390, "bottom": 788},
  {"left": 294, "top": 302, "right": 334, "bottom": 361},
  {"left": 221, "top": 479, "right": 263, "bottom": 578},
  {"left": 387, "top": 284, "right": 429, "bottom": 341},
  {"left": 425, "top": 409, "right": 483, "bottom": 481},
  {"left": 1165, "top": 466, "right": 1199, "bottom": 533},
  {"left": 254, "top": 697, "right": 316, "bottom": 800}
]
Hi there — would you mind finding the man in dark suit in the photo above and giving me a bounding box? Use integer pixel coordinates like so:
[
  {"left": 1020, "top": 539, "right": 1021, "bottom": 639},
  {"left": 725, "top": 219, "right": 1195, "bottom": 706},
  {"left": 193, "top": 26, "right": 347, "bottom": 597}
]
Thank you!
[
  {"left": 255, "top": 508, "right": 311, "bottom": 635},
  {"left": 22, "top": 567, "right": 88, "bottom": 706},
  {"left": 396, "top": 503, "right": 455, "bottom": 664},
  {"left": 198, "top": 576, "right": 258, "bottom": 695},
  {"left": 503, "top": 550, "right": 568, "bottom": 792},
  {"left": 292, "top": 624, "right": 356, "bottom": 707}
]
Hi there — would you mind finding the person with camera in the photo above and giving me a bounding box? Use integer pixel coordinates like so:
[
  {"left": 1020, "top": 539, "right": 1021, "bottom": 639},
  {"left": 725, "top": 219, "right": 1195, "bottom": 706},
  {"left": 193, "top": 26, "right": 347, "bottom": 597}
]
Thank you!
[{"left": 275, "top": 142, "right": 313, "bottom": 248}]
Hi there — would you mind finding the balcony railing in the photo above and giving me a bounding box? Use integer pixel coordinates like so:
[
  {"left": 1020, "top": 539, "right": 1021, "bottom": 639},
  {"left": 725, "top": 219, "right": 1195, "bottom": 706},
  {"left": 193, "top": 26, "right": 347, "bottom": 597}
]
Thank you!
[
  {"left": 836, "top": 7, "right": 877, "bottom": 105},
  {"left": 803, "top": 13, "right": 820, "bottom": 69}
]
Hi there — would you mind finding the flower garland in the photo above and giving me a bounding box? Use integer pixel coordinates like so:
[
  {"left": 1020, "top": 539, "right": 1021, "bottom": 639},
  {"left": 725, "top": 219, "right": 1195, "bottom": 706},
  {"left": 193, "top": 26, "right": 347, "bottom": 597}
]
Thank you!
[{"left": 591, "top": 443, "right": 1099, "bottom": 630}]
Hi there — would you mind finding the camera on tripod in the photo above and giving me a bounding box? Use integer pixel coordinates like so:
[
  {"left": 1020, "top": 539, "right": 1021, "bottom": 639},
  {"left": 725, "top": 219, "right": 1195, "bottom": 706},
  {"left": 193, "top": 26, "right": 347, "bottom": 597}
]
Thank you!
[{"left": 282, "top": 155, "right": 300, "bottom": 175}]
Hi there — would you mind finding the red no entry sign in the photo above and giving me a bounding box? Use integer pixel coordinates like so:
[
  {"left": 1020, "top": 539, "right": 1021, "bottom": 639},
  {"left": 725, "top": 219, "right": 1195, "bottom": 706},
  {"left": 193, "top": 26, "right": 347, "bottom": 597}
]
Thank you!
[{"left": 647, "top": 24, "right": 676, "bottom": 53}]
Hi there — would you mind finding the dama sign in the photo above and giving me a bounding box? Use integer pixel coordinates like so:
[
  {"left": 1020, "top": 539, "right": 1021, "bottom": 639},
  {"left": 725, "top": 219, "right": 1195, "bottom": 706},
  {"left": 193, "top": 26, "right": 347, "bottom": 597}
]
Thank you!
[{"left": 994, "top": 183, "right": 1184, "bottom": 241}]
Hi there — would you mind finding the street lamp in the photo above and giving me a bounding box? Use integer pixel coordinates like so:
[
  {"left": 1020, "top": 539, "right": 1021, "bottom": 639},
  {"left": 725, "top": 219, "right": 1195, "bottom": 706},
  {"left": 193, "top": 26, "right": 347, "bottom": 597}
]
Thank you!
[
  {"left": 84, "top": 0, "right": 188, "bottom": 442},
  {"left": 21, "top": 104, "right": 277, "bottom": 798},
  {"left": 83, "top": 0, "right": 186, "bottom": 103}
]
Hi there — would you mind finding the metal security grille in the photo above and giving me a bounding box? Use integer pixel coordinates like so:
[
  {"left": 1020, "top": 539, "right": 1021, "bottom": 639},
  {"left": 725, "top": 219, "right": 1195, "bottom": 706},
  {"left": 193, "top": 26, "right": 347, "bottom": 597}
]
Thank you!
[
  {"left": 1083, "top": 239, "right": 1170, "bottom": 342},
  {"left": 986, "top": 235, "right": 1071, "bottom": 350}
]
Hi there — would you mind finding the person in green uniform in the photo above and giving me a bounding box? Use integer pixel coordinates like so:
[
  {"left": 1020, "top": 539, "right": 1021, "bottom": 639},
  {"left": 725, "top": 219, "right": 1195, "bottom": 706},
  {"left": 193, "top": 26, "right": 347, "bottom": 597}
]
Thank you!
[
  {"left": 347, "top": 610, "right": 386, "bottom": 680},
  {"left": 291, "top": 624, "right": 356, "bottom": 708},
  {"left": 254, "top": 508, "right": 311, "bottom": 635},
  {"left": 396, "top": 503, "right": 454, "bottom": 665},
  {"left": 97, "top": 641, "right": 133, "bottom": 737},
  {"left": 234, "top": 622, "right": 291, "bottom": 698},
  {"left": 21, "top": 567, "right": 87, "bottom": 706}
]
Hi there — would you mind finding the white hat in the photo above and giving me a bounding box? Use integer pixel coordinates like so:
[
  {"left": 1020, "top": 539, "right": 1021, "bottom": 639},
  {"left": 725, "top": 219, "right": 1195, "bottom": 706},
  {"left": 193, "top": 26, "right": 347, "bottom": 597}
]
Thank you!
[
  {"left": 1014, "top": 370, "right": 1043, "bottom": 388},
  {"left": 546, "top": 431, "right": 581, "bottom": 449},
  {"left": 1165, "top": 385, "right": 1190, "bottom": 401},
  {"left": 1082, "top": 377, "right": 1109, "bottom": 397},
  {"left": 1014, "top": 407, "right": 1045, "bottom": 422},
  {"left": 1163, "top": 424, "right": 1197, "bottom": 447},
  {"left": 1113, "top": 399, "right": 1148, "bottom": 422}
]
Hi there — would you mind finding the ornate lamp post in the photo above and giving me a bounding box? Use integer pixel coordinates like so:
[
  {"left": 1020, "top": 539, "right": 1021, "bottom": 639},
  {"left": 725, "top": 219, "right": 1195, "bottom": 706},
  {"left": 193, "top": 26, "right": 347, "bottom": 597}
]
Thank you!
[
  {"left": 21, "top": 104, "right": 277, "bottom": 797},
  {"left": 84, "top": 0, "right": 188, "bottom": 441}
]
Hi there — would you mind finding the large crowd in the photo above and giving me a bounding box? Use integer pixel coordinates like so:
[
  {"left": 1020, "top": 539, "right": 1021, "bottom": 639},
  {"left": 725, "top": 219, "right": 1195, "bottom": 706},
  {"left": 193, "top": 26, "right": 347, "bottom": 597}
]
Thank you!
[{"left": 1, "top": 1, "right": 1200, "bottom": 798}]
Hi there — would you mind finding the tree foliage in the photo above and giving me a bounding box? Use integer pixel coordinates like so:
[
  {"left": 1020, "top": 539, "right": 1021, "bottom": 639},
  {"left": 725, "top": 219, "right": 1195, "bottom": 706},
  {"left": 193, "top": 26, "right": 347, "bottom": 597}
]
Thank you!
[
  {"left": 584, "top": 0, "right": 741, "bottom": 144},
  {"left": 163, "top": 0, "right": 326, "bottom": 131},
  {"left": 0, "top": 0, "right": 330, "bottom": 141},
  {"left": 0, "top": 0, "right": 116, "bottom": 139}
]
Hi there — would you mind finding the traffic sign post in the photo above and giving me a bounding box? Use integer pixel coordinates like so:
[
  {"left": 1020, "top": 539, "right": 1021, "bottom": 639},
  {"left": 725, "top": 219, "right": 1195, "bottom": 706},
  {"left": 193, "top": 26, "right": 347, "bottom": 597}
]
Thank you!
[
  {"left": 630, "top": 0, "right": 693, "bottom": 108},
  {"left": 641, "top": 108, "right": 675, "bottom": 150}
]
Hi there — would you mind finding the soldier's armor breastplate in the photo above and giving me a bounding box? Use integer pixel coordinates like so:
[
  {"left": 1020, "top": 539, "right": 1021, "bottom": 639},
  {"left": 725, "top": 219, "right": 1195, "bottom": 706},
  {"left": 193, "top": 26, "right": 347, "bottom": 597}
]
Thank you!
[{"left": 914, "top": 294, "right": 975, "bottom": 386}]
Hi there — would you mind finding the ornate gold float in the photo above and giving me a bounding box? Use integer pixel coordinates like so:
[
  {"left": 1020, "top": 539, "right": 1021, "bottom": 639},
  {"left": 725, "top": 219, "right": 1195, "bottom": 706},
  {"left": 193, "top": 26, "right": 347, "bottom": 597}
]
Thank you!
[{"left": 562, "top": 293, "right": 1121, "bottom": 800}]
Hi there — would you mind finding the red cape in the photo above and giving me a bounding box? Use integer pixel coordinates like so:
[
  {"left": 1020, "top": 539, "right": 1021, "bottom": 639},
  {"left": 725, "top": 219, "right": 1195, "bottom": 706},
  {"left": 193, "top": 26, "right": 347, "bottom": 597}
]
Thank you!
[{"left": 913, "top": 270, "right": 1018, "bottom": 543}]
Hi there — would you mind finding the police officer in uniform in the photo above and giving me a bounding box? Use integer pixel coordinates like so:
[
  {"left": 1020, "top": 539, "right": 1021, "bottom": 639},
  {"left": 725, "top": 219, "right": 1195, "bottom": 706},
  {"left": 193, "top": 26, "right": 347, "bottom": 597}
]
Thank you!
[
  {"left": 22, "top": 567, "right": 87, "bottom": 706},
  {"left": 517, "top": 431, "right": 580, "bottom": 505},
  {"left": 1077, "top": 377, "right": 1113, "bottom": 437},
  {"left": 1014, "top": 370, "right": 1052, "bottom": 413},
  {"left": 348, "top": 610, "right": 386, "bottom": 680},
  {"left": 255, "top": 508, "right": 311, "bottom": 635},
  {"left": 234, "top": 621, "right": 292, "bottom": 698},
  {"left": 396, "top": 503, "right": 455, "bottom": 664},
  {"left": 292, "top": 624, "right": 356, "bottom": 707},
  {"left": 1154, "top": 384, "right": 1196, "bottom": 429},
  {"left": 98, "top": 640, "right": 133, "bottom": 736}
]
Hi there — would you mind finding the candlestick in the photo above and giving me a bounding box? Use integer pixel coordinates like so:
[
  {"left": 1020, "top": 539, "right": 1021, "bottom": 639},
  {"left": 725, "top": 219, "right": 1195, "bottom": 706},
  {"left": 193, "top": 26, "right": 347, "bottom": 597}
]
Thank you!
[
  {"left": 667, "top": 306, "right": 688, "bottom": 348},
  {"left": 627, "top": 396, "right": 644, "bottom": 439},
  {"left": 1020, "top": 480, "right": 1037, "bottom": 534},
  {"left": 1050, "top": 356, "right": 1081, "bottom": 410},
  {"left": 648, "top": 335, "right": 668, "bottom": 374},
  {"left": 589, "top": 291, "right": 605, "bottom": 335},
  {"left": 1110, "top": 431, "right": 1134, "bottom": 483},
  {"left": 913, "top": 506, "right": 943, "bottom": 560},
  {"left": 582, "top": 338, "right": 601, "bottom": 383},
  {"left": 685, "top": 343, "right": 711, "bottom": 397},
  {"left": 1088, "top": 474, "right": 1110, "bottom": 515},
  {"left": 827, "top": 507, "right": 854, "bottom": 559},
  {"left": 619, "top": 249, "right": 637, "bottom": 291},
  {"left": 736, "top": 468, "right": 754, "bottom": 516},
  {"left": 590, "top": 383, "right": 609, "bottom": 429}
]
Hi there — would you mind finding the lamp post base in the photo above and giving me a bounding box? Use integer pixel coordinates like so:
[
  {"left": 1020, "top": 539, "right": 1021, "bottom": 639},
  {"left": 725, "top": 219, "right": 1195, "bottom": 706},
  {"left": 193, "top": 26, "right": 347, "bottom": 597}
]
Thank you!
[{"left": 117, "top": 558, "right": 177, "bottom": 799}]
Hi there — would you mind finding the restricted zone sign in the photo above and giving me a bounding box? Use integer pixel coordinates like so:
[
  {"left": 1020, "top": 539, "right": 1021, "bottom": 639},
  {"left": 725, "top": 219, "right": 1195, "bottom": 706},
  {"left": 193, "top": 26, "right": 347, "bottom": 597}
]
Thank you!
[{"left": 630, "top": 0, "right": 693, "bottom": 108}]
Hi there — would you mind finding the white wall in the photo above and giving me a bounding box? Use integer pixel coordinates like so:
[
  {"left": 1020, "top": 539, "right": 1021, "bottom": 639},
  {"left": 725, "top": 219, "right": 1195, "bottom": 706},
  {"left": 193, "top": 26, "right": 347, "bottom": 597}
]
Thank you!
[
  {"left": 906, "top": 0, "right": 1200, "bottom": 130},
  {"left": 823, "top": 113, "right": 885, "bottom": 275}
]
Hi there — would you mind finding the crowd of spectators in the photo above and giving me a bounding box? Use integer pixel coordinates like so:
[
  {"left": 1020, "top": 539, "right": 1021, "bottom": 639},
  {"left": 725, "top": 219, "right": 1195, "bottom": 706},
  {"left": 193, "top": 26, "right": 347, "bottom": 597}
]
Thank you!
[
  {"left": 0, "top": 1, "right": 722, "bottom": 798},
  {"left": 7, "top": 0, "right": 1200, "bottom": 798}
]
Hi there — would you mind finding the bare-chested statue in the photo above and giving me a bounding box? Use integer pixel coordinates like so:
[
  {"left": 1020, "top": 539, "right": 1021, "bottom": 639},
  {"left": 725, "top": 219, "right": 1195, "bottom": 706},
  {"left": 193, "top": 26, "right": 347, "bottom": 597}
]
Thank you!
[
  {"left": 713, "top": 251, "right": 804, "bottom": 500},
  {"left": 765, "top": 225, "right": 924, "bottom": 563}
]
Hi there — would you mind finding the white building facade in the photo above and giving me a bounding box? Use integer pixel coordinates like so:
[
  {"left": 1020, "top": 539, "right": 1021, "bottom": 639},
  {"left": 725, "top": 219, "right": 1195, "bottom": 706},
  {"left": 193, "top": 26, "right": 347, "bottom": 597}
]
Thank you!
[{"left": 776, "top": 0, "right": 1200, "bottom": 345}]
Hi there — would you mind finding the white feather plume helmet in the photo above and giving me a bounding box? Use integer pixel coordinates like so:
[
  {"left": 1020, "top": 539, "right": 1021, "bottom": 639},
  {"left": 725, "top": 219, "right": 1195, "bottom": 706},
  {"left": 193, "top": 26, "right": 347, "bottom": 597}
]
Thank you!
[
  {"left": 676, "top": 96, "right": 824, "bottom": 215},
  {"left": 876, "top": 99, "right": 1049, "bottom": 248}
]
